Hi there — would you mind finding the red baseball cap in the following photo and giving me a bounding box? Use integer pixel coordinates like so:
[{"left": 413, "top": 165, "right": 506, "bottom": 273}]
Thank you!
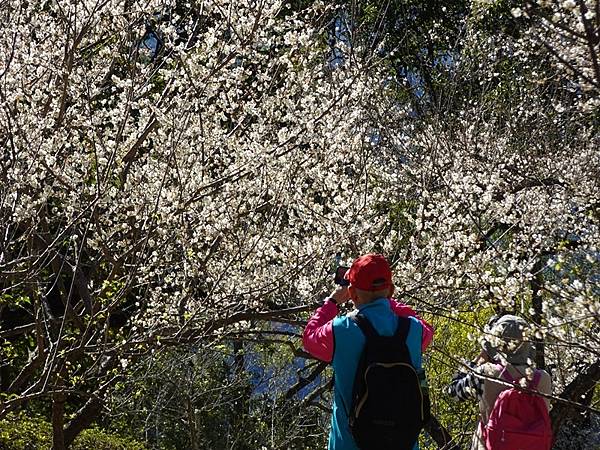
[{"left": 345, "top": 254, "right": 392, "bottom": 291}]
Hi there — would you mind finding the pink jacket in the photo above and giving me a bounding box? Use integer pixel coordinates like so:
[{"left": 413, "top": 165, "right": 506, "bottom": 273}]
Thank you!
[{"left": 303, "top": 298, "right": 434, "bottom": 362}]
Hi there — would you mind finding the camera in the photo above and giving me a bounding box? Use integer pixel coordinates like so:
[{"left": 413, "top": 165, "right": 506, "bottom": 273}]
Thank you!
[{"left": 334, "top": 266, "right": 350, "bottom": 286}]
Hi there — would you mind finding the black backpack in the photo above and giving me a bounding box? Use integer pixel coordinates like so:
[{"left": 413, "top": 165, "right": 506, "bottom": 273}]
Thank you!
[{"left": 349, "top": 314, "right": 430, "bottom": 450}]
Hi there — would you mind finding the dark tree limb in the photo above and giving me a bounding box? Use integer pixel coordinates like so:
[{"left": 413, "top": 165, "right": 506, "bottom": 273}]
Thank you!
[
  {"left": 62, "top": 355, "right": 117, "bottom": 447},
  {"left": 7, "top": 350, "right": 45, "bottom": 394},
  {"left": 551, "top": 358, "right": 600, "bottom": 434},
  {"left": 300, "top": 377, "right": 333, "bottom": 407},
  {"left": 285, "top": 361, "right": 328, "bottom": 400},
  {"left": 63, "top": 396, "right": 104, "bottom": 448},
  {"left": 425, "top": 415, "right": 460, "bottom": 450},
  {"left": 530, "top": 258, "right": 546, "bottom": 369}
]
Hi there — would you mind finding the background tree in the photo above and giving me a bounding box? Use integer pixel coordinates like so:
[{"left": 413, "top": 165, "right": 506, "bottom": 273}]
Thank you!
[
  {"left": 0, "top": 0, "right": 394, "bottom": 447},
  {"left": 1, "top": 0, "right": 598, "bottom": 448}
]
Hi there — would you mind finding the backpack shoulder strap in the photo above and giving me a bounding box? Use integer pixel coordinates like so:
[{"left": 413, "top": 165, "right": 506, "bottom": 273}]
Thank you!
[
  {"left": 352, "top": 313, "right": 380, "bottom": 340},
  {"left": 394, "top": 315, "right": 411, "bottom": 341},
  {"left": 529, "top": 370, "right": 542, "bottom": 390},
  {"left": 499, "top": 365, "right": 515, "bottom": 383},
  {"left": 352, "top": 313, "right": 413, "bottom": 341}
]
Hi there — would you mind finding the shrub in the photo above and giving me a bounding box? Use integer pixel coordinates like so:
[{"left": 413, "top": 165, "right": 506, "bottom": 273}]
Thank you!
[{"left": 0, "top": 412, "right": 146, "bottom": 450}]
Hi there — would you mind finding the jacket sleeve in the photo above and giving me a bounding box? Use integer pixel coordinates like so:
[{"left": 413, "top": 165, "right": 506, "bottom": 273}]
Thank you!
[
  {"left": 388, "top": 298, "right": 434, "bottom": 351},
  {"left": 446, "top": 364, "right": 484, "bottom": 401},
  {"left": 302, "top": 299, "right": 339, "bottom": 363}
]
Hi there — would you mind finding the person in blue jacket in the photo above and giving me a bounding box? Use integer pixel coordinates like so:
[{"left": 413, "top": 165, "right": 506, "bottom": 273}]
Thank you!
[{"left": 303, "top": 253, "right": 434, "bottom": 450}]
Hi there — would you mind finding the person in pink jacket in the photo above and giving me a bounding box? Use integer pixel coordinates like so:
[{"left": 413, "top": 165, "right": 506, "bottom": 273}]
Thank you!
[{"left": 303, "top": 254, "right": 434, "bottom": 449}]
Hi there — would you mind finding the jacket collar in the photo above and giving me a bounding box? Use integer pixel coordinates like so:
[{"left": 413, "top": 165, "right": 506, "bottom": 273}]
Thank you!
[{"left": 356, "top": 297, "right": 389, "bottom": 311}]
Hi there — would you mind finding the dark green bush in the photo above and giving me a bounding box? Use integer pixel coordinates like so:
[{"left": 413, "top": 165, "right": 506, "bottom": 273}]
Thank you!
[
  {"left": 0, "top": 412, "right": 50, "bottom": 449},
  {"left": 73, "top": 427, "right": 146, "bottom": 450},
  {"left": 0, "top": 412, "right": 146, "bottom": 450}
]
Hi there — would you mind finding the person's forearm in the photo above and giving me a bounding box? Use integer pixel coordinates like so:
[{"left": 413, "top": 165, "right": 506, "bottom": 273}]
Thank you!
[
  {"left": 302, "top": 299, "right": 338, "bottom": 362},
  {"left": 447, "top": 369, "right": 483, "bottom": 401}
]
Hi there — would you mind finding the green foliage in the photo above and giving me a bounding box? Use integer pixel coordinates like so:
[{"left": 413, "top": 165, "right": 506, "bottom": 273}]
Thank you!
[
  {"left": 105, "top": 341, "right": 329, "bottom": 449},
  {"left": 74, "top": 428, "right": 147, "bottom": 450},
  {"left": 0, "top": 412, "right": 51, "bottom": 449},
  {"left": 0, "top": 412, "right": 146, "bottom": 450},
  {"left": 0, "top": 293, "right": 31, "bottom": 307},
  {"left": 381, "top": 199, "right": 418, "bottom": 253},
  {"left": 424, "top": 308, "right": 495, "bottom": 449}
]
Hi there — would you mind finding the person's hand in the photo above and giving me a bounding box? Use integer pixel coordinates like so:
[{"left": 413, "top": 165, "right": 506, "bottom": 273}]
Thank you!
[
  {"left": 330, "top": 286, "right": 351, "bottom": 305},
  {"left": 475, "top": 350, "right": 490, "bottom": 366}
]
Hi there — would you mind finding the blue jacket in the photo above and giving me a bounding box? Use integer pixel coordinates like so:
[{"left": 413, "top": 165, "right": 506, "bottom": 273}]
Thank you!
[{"left": 304, "top": 297, "right": 425, "bottom": 450}]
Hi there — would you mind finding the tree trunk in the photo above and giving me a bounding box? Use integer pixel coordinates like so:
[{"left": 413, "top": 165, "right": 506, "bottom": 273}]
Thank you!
[
  {"left": 187, "top": 396, "right": 199, "bottom": 450},
  {"left": 551, "top": 359, "right": 600, "bottom": 434},
  {"left": 63, "top": 396, "right": 103, "bottom": 448},
  {"left": 51, "top": 391, "right": 66, "bottom": 450}
]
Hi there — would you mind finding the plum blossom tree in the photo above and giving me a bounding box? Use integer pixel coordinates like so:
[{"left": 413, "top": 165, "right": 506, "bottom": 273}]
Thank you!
[
  {"left": 518, "top": 0, "right": 600, "bottom": 111},
  {"left": 1, "top": 0, "right": 599, "bottom": 447},
  {"left": 0, "top": 0, "right": 398, "bottom": 447},
  {"left": 289, "top": 0, "right": 598, "bottom": 446},
  {"left": 381, "top": 0, "right": 600, "bottom": 444}
]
